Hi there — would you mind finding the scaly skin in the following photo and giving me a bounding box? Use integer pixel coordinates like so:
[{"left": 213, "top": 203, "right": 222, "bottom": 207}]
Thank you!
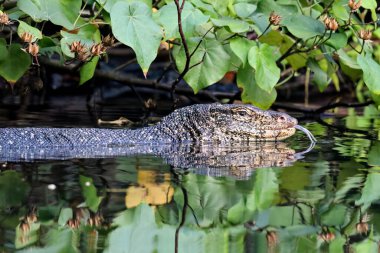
[
  {"left": 0, "top": 103, "right": 300, "bottom": 173},
  {"left": 0, "top": 103, "right": 297, "bottom": 148}
]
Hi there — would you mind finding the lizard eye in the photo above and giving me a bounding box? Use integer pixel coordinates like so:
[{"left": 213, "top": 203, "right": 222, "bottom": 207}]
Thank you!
[{"left": 237, "top": 110, "right": 248, "bottom": 116}]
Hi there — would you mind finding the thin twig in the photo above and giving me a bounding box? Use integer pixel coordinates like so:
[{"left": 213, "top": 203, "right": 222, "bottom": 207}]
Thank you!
[
  {"left": 113, "top": 58, "right": 137, "bottom": 72},
  {"left": 276, "top": 38, "right": 301, "bottom": 64},
  {"left": 189, "top": 26, "right": 213, "bottom": 58},
  {"left": 172, "top": 0, "right": 190, "bottom": 105}
]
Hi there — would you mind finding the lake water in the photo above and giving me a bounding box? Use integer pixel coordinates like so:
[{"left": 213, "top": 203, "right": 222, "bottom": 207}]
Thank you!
[{"left": 0, "top": 104, "right": 379, "bottom": 253}]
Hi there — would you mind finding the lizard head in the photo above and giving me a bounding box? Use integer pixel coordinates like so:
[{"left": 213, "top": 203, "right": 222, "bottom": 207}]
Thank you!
[{"left": 207, "top": 104, "right": 297, "bottom": 141}]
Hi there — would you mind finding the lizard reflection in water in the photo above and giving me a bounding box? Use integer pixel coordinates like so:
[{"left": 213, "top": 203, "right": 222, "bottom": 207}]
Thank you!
[{"left": 0, "top": 103, "right": 315, "bottom": 178}]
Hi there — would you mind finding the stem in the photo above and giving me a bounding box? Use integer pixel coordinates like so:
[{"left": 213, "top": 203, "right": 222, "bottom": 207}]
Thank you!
[
  {"left": 74, "top": 0, "right": 88, "bottom": 28},
  {"left": 171, "top": 0, "right": 190, "bottom": 106},
  {"left": 276, "top": 38, "right": 301, "bottom": 64},
  {"left": 305, "top": 67, "right": 310, "bottom": 106},
  {"left": 175, "top": 186, "right": 188, "bottom": 253}
]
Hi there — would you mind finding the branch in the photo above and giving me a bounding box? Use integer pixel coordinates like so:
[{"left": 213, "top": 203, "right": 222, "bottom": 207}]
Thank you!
[
  {"left": 173, "top": 0, "right": 190, "bottom": 79},
  {"left": 273, "top": 100, "right": 374, "bottom": 114},
  {"left": 276, "top": 38, "right": 301, "bottom": 65},
  {"left": 40, "top": 58, "right": 237, "bottom": 101}
]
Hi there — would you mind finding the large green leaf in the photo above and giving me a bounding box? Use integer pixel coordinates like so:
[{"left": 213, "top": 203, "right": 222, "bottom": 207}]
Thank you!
[
  {"left": 357, "top": 53, "right": 380, "bottom": 94},
  {"left": 230, "top": 37, "right": 256, "bottom": 67},
  {"left": 355, "top": 169, "right": 380, "bottom": 206},
  {"left": 174, "top": 38, "right": 230, "bottom": 93},
  {"left": 368, "top": 142, "right": 380, "bottom": 166},
  {"left": 0, "top": 39, "right": 8, "bottom": 61},
  {"left": 17, "top": 0, "right": 82, "bottom": 29},
  {"left": 0, "top": 171, "right": 29, "bottom": 209},
  {"left": 247, "top": 168, "right": 279, "bottom": 211},
  {"left": 180, "top": 174, "right": 232, "bottom": 227},
  {"left": 202, "top": 0, "right": 229, "bottom": 16},
  {"left": 361, "top": 0, "right": 377, "bottom": 9},
  {"left": 321, "top": 204, "right": 348, "bottom": 226},
  {"left": 353, "top": 239, "right": 378, "bottom": 253},
  {"left": 96, "top": 0, "right": 152, "bottom": 12},
  {"left": 57, "top": 208, "right": 73, "bottom": 227},
  {"left": 79, "top": 175, "right": 103, "bottom": 212},
  {"left": 111, "top": 1, "right": 162, "bottom": 74},
  {"left": 105, "top": 204, "right": 159, "bottom": 253},
  {"left": 233, "top": 3, "right": 257, "bottom": 18},
  {"left": 18, "top": 228, "right": 78, "bottom": 253},
  {"left": 236, "top": 64, "right": 277, "bottom": 109},
  {"left": 307, "top": 58, "right": 330, "bottom": 92},
  {"left": 0, "top": 43, "right": 31, "bottom": 83},
  {"left": 332, "top": 0, "right": 350, "bottom": 21},
  {"left": 259, "top": 30, "right": 307, "bottom": 70},
  {"left": 80, "top": 56, "right": 99, "bottom": 85},
  {"left": 282, "top": 14, "right": 325, "bottom": 40},
  {"left": 325, "top": 33, "right": 348, "bottom": 50},
  {"left": 211, "top": 17, "right": 251, "bottom": 33},
  {"left": 248, "top": 43, "right": 280, "bottom": 93},
  {"left": 154, "top": 1, "right": 209, "bottom": 39},
  {"left": 17, "top": 20, "right": 43, "bottom": 42}
]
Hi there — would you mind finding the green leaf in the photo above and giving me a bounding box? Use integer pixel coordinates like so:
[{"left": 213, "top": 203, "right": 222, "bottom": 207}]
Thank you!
[
  {"left": 111, "top": 1, "right": 162, "bottom": 74},
  {"left": 337, "top": 49, "right": 361, "bottom": 69},
  {"left": 259, "top": 30, "right": 307, "bottom": 70},
  {"left": 0, "top": 171, "right": 30, "bottom": 209},
  {"left": 154, "top": 2, "right": 209, "bottom": 39},
  {"left": 106, "top": 204, "right": 158, "bottom": 253},
  {"left": 325, "top": 33, "right": 348, "bottom": 50},
  {"left": 227, "top": 199, "right": 248, "bottom": 224},
  {"left": 307, "top": 58, "right": 330, "bottom": 92},
  {"left": 18, "top": 228, "right": 78, "bottom": 253},
  {"left": 332, "top": 0, "right": 350, "bottom": 21},
  {"left": 79, "top": 175, "right": 103, "bottom": 212},
  {"left": 361, "top": 0, "right": 377, "bottom": 9},
  {"left": 236, "top": 64, "right": 277, "bottom": 109},
  {"left": 17, "top": 0, "right": 82, "bottom": 29},
  {"left": 353, "top": 239, "right": 378, "bottom": 253},
  {"left": 355, "top": 170, "right": 380, "bottom": 206},
  {"left": 0, "top": 38, "right": 8, "bottom": 61},
  {"left": 57, "top": 208, "right": 73, "bottom": 226},
  {"left": 357, "top": 53, "right": 380, "bottom": 94},
  {"left": 0, "top": 44, "right": 31, "bottom": 83},
  {"left": 190, "top": 0, "right": 218, "bottom": 18},
  {"left": 38, "top": 36, "right": 62, "bottom": 57},
  {"left": 230, "top": 37, "right": 256, "bottom": 67},
  {"left": 17, "top": 20, "right": 43, "bottom": 42},
  {"left": 248, "top": 43, "right": 280, "bottom": 93},
  {"left": 282, "top": 15, "right": 325, "bottom": 40},
  {"left": 80, "top": 56, "right": 99, "bottom": 85},
  {"left": 233, "top": 3, "right": 257, "bottom": 18},
  {"left": 96, "top": 0, "right": 152, "bottom": 12},
  {"left": 174, "top": 38, "right": 230, "bottom": 93},
  {"left": 321, "top": 204, "right": 348, "bottom": 226},
  {"left": 211, "top": 17, "right": 251, "bottom": 33},
  {"left": 247, "top": 168, "right": 279, "bottom": 211},
  {"left": 202, "top": 0, "right": 229, "bottom": 16},
  {"left": 368, "top": 142, "right": 380, "bottom": 166}
]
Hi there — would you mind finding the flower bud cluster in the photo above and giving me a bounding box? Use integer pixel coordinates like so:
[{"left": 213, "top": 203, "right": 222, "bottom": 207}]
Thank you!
[
  {"left": 69, "top": 35, "right": 115, "bottom": 62},
  {"left": 324, "top": 17, "right": 339, "bottom": 31}
]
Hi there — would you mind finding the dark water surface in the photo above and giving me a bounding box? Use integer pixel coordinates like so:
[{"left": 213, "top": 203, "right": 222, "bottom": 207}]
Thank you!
[{"left": 0, "top": 104, "right": 380, "bottom": 253}]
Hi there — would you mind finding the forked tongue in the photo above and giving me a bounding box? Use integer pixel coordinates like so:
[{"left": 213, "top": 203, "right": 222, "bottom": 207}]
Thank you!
[{"left": 294, "top": 125, "right": 317, "bottom": 157}]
